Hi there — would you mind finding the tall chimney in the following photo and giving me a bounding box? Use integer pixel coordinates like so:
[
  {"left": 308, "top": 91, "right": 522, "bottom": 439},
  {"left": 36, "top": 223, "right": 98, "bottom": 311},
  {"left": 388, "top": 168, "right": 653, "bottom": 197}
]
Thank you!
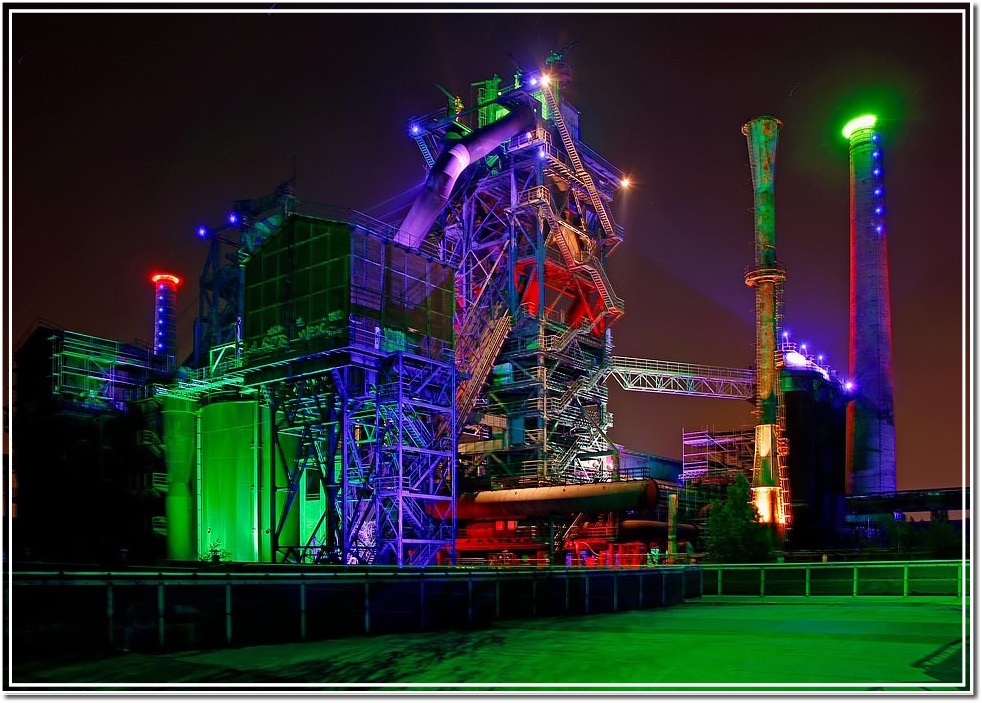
[
  {"left": 743, "top": 116, "right": 788, "bottom": 528},
  {"left": 843, "top": 115, "right": 897, "bottom": 494},
  {"left": 152, "top": 273, "right": 181, "bottom": 369}
]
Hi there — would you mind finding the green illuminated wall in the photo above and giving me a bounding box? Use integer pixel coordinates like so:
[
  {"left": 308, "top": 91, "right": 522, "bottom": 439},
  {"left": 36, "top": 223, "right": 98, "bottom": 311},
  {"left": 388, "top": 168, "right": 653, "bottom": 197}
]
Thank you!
[{"left": 199, "top": 401, "right": 260, "bottom": 562}]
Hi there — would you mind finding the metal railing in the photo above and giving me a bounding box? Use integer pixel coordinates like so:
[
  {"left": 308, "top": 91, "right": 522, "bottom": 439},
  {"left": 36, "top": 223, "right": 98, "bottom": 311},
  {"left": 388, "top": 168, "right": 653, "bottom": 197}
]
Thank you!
[
  {"left": 609, "top": 356, "right": 755, "bottom": 400},
  {"left": 700, "top": 559, "right": 965, "bottom": 598}
]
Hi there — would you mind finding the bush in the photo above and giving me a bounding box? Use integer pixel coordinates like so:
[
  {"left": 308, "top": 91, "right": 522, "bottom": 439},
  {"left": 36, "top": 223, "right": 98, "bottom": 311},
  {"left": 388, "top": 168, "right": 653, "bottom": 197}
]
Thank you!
[{"left": 704, "top": 474, "right": 774, "bottom": 563}]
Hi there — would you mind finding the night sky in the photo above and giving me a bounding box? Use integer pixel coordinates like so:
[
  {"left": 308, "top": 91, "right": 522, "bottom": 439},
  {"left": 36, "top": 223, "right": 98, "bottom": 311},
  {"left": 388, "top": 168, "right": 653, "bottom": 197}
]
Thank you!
[{"left": 9, "top": 8, "right": 968, "bottom": 491}]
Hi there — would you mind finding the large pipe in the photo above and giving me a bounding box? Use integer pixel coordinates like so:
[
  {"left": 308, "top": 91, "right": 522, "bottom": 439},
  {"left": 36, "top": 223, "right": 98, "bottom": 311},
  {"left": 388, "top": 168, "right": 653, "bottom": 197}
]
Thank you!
[
  {"left": 843, "top": 115, "right": 896, "bottom": 494},
  {"left": 743, "top": 116, "right": 787, "bottom": 527},
  {"left": 742, "top": 117, "right": 783, "bottom": 428},
  {"left": 396, "top": 102, "right": 537, "bottom": 249},
  {"left": 617, "top": 519, "right": 698, "bottom": 542},
  {"left": 448, "top": 480, "right": 660, "bottom": 520}
]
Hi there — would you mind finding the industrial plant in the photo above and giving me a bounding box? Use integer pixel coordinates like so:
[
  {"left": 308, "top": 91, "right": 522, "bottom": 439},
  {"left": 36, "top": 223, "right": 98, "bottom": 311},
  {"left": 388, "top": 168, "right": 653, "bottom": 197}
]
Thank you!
[{"left": 12, "top": 56, "right": 957, "bottom": 569}]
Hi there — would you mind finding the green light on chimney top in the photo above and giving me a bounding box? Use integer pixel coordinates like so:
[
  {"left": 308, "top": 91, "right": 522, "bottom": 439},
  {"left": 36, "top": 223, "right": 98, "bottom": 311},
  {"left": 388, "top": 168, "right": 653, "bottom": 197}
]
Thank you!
[{"left": 842, "top": 114, "right": 877, "bottom": 139}]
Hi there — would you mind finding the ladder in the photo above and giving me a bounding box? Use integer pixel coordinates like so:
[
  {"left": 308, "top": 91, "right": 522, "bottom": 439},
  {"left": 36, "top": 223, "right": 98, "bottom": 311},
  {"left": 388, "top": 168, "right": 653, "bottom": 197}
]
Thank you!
[
  {"left": 534, "top": 187, "right": 625, "bottom": 316},
  {"left": 455, "top": 307, "right": 514, "bottom": 424},
  {"left": 414, "top": 136, "right": 436, "bottom": 169}
]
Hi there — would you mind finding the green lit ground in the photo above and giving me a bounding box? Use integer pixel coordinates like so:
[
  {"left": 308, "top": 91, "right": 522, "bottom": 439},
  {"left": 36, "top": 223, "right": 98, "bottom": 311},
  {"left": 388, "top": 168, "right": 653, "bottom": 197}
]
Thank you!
[{"left": 13, "top": 596, "right": 969, "bottom": 692}]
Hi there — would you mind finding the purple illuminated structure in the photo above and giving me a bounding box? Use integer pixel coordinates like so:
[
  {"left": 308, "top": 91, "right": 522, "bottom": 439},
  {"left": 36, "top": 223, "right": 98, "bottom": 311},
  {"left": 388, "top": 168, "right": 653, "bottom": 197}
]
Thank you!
[{"left": 843, "top": 115, "right": 896, "bottom": 494}]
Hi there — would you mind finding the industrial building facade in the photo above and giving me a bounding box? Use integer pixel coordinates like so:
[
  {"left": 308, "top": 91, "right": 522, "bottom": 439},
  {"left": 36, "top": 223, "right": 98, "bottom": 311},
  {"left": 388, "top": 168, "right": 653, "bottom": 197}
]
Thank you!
[{"left": 13, "top": 60, "right": 902, "bottom": 568}]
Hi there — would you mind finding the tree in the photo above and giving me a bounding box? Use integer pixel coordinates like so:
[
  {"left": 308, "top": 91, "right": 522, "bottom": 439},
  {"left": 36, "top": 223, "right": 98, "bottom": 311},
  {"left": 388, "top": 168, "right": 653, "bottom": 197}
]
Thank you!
[{"left": 704, "top": 473, "right": 774, "bottom": 563}]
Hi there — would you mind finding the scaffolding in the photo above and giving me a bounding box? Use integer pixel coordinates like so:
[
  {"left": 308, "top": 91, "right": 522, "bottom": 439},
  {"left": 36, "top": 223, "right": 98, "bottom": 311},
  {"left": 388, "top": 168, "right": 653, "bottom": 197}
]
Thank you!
[
  {"left": 679, "top": 427, "right": 756, "bottom": 522},
  {"left": 50, "top": 330, "right": 156, "bottom": 410}
]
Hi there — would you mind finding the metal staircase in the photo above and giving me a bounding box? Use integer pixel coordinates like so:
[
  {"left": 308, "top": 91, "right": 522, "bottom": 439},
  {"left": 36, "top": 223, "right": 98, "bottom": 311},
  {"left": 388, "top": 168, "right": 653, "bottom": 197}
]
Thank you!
[
  {"left": 455, "top": 306, "right": 513, "bottom": 425},
  {"left": 526, "top": 185, "right": 625, "bottom": 317},
  {"left": 541, "top": 83, "right": 615, "bottom": 243},
  {"left": 553, "top": 357, "right": 611, "bottom": 412},
  {"left": 546, "top": 317, "right": 591, "bottom": 353}
]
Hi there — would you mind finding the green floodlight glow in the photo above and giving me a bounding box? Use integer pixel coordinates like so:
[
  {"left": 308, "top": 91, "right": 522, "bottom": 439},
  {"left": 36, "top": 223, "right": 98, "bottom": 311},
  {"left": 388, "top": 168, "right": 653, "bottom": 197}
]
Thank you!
[{"left": 842, "top": 114, "right": 877, "bottom": 139}]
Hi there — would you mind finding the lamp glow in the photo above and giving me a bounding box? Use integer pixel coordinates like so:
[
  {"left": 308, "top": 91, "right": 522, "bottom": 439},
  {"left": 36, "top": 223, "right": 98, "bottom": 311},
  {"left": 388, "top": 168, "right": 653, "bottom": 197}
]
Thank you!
[
  {"left": 785, "top": 350, "right": 809, "bottom": 368},
  {"left": 620, "top": 177, "right": 631, "bottom": 188},
  {"left": 842, "top": 114, "right": 877, "bottom": 139},
  {"left": 151, "top": 273, "right": 181, "bottom": 286}
]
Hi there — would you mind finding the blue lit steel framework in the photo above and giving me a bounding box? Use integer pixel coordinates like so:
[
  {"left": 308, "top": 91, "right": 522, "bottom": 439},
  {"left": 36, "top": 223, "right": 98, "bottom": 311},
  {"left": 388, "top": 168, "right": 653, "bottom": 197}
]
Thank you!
[
  {"left": 193, "top": 180, "right": 296, "bottom": 369},
  {"left": 249, "top": 346, "right": 455, "bottom": 566},
  {"left": 375, "top": 351, "right": 456, "bottom": 565},
  {"left": 407, "top": 60, "right": 627, "bottom": 492}
]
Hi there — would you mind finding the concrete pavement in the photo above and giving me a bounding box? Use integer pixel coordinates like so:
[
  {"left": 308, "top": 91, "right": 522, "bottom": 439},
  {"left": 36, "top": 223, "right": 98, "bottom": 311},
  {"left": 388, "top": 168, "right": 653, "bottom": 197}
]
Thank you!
[{"left": 9, "top": 596, "right": 970, "bottom": 692}]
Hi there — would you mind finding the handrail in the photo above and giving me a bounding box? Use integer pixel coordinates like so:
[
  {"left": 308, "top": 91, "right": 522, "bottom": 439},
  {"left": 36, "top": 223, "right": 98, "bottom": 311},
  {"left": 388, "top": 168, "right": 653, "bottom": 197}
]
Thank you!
[
  {"left": 610, "top": 356, "right": 756, "bottom": 382},
  {"left": 541, "top": 83, "right": 615, "bottom": 243},
  {"left": 609, "top": 356, "right": 755, "bottom": 400}
]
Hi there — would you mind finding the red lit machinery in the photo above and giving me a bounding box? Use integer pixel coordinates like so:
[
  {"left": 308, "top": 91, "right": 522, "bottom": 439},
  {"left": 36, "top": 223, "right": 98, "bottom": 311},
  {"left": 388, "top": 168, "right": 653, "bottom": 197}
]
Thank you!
[{"left": 450, "top": 480, "right": 697, "bottom": 566}]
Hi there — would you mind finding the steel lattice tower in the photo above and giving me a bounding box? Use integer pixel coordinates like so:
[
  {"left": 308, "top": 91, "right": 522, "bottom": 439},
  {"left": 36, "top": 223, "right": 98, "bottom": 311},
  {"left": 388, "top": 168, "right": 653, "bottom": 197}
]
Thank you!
[
  {"left": 406, "top": 62, "right": 627, "bottom": 495},
  {"left": 843, "top": 115, "right": 896, "bottom": 495}
]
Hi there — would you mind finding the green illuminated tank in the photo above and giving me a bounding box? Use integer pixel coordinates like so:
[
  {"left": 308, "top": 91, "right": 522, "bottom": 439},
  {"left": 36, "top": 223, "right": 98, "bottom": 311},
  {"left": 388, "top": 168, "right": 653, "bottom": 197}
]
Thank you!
[
  {"left": 198, "top": 401, "right": 260, "bottom": 562},
  {"left": 162, "top": 397, "right": 197, "bottom": 561}
]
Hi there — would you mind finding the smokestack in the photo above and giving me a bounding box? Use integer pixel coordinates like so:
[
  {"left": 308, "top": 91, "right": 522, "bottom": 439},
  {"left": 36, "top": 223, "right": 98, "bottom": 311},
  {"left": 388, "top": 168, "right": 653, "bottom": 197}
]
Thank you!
[
  {"left": 151, "top": 273, "right": 181, "bottom": 370},
  {"left": 843, "top": 115, "right": 896, "bottom": 494},
  {"left": 742, "top": 116, "right": 788, "bottom": 528}
]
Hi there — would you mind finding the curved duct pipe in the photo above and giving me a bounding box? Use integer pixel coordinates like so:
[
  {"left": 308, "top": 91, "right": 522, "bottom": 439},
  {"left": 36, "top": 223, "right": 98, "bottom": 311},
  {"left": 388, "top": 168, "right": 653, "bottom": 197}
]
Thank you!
[
  {"left": 442, "top": 480, "right": 662, "bottom": 520},
  {"left": 395, "top": 102, "right": 538, "bottom": 249}
]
